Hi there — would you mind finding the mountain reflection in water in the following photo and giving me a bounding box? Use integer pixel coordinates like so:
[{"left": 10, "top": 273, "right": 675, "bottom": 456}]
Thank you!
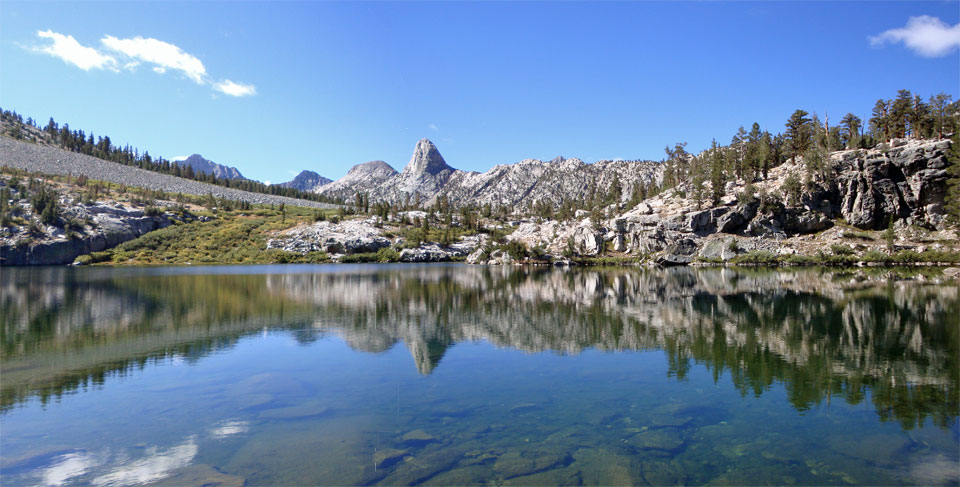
[{"left": 2, "top": 264, "right": 957, "bottom": 431}]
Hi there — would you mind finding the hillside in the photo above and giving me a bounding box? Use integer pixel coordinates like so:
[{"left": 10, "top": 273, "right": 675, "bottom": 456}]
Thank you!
[{"left": 0, "top": 137, "right": 336, "bottom": 209}]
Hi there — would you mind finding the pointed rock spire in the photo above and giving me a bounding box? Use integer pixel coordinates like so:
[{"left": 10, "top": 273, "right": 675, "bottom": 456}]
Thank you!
[{"left": 405, "top": 139, "right": 452, "bottom": 176}]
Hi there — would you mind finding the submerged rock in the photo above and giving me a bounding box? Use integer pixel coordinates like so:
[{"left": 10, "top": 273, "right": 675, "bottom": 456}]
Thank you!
[
  {"left": 258, "top": 403, "right": 329, "bottom": 420},
  {"left": 374, "top": 448, "right": 409, "bottom": 468},
  {"left": 401, "top": 429, "right": 437, "bottom": 445},
  {"left": 147, "top": 464, "right": 244, "bottom": 487},
  {"left": 628, "top": 428, "right": 685, "bottom": 452}
]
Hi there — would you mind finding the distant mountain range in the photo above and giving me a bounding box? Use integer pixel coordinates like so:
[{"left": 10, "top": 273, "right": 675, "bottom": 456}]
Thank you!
[
  {"left": 190, "top": 138, "right": 660, "bottom": 208},
  {"left": 310, "top": 138, "right": 661, "bottom": 208},
  {"left": 176, "top": 154, "right": 245, "bottom": 180},
  {"left": 174, "top": 139, "right": 660, "bottom": 207}
]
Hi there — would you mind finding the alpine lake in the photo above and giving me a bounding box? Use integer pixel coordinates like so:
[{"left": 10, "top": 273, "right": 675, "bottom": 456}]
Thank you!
[{"left": 1, "top": 264, "right": 957, "bottom": 486}]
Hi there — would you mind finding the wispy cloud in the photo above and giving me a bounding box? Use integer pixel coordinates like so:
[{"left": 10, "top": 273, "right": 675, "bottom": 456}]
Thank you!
[
  {"left": 30, "top": 30, "right": 256, "bottom": 97},
  {"left": 35, "top": 30, "right": 117, "bottom": 71},
  {"left": 213, "top": 79, "right": 256, "bottom": 97},
  {"left": 428, "top": 123, "right": 439, "bottom": 132},
  {"left": 101, "top": 35, "right": 208, "bottom": 84},
  {"left": 869, "top": 16, "right": 960, "bottom": 57}
]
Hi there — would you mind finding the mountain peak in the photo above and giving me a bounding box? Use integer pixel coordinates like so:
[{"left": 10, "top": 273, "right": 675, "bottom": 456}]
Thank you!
[
  {"left": 347, "top": 160, "right": 397, "bottom": 177},
  {"left": 277, "top": 170, "right": 332, "bottom": 191},
  {"left": 405, "top": 139, "right": 452, "bottom": 176},
  {"left": 177, "top": 154, "right": 244, "bottom": 180}
]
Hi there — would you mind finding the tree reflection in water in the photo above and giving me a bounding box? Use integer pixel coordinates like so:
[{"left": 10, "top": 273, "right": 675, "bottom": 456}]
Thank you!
[{"left": 2, "top": 265, "right": 956, "bottom": 430}]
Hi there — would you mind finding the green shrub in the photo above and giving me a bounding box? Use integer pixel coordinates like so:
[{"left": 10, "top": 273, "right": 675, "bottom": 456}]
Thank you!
[
  {"left": 376, "top": 247, "right": 401, "bottom": 263},
  {"left": 830, "top": 244, "right": 855, "bottom": 256},
  {"left": 862, "top": 250, "right": 889, "bottom": 263},
  {"left": 731, "top": 251, "right": 780, "bottom": 265},
  {"left": 501, "top": 240, "right": 528, "bottom": 261}
]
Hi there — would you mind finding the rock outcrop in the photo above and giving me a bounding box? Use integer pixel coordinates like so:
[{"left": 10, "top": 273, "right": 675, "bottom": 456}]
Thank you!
[
  {"left": 265, "top": 219, "right": 486, "bottom": 261},
  {"left": 0, "top": 203, "right": 175, "bottom": 265},
  {"left": 470, "top": 138, "right": 956, "bottom": 266},
  {"left": 277, "top": 170, "right": 332, "bottom": 192},
  {"left": 266, "top": 219, "right": 392, "bottom": 255},
  {"left": 834, "top": 139, "right": 951, "bottom": 229}
]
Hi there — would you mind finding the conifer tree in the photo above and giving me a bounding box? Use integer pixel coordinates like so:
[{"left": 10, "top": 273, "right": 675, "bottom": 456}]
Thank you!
[
  {"left": 870, "top": 100, "right": 890, "bottom": 142},
  {"left": 785, "top": 110, "right": 813, "bottom": 159},
  {"left": 890, "top": 89, "right": 913, "bottom": 138},
  {"left": 930, "top": 93, "right": 953, "bottom": 140},
  {"left": 840, "top": 113, "right": 861, "bottom": 149},
  {"left": 709, "top": 140, "right": 727, "bottom": 207}
]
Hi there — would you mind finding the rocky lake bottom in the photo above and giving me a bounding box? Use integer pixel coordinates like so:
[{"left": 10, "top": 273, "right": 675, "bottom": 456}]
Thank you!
[{"left": 1, "top": 264, "right": 957, "bottom": 486}]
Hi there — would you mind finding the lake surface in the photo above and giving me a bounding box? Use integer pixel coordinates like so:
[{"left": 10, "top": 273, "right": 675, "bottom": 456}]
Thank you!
[{"left": 1, "top": 264, "right": 957, "bottom": 486}]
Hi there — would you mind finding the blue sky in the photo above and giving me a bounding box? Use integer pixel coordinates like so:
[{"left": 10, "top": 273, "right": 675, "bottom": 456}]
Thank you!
[{"left": 1, "top": 1, "right": 958, "bottom": 183}]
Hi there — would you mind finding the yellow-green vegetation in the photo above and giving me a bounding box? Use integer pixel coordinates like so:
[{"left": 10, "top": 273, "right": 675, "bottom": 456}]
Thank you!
[
  {"left": 78, "top": 205, "right": 336, "bottom": 265},
  {"left": 728, "top": 249, "right": 960, "bottom": 266}
]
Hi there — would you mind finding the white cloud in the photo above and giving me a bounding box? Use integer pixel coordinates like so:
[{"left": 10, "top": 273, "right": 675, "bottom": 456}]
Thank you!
[
  {"left": 92, "top": 437, "right": 198, "bottom": 487},
  {"left": 35, "top": 30, "right": 116, "bottom": 71},
  {"left": 208, "top": 420, "right": 249, "bottom": 439},
  {"left": 428, "top": 123, "right": 439, "bottom": 131},
  {"left": 29, "top": 30, "right": 255, "bottom": 97},
  {"left": 172, "top": 155, "right": 189, "bottom": 162},
  {"left": 40, "top": 451, "right": 99, "bottom": 486},
  {"left": 869, "top": 15, "right": 960, "bottom": 57},
  {"left": 101, "top": 35, "right": 207, "bottom": 84},
  {"left": 213, "top": 79, "right": 256, "bottom": 97}
]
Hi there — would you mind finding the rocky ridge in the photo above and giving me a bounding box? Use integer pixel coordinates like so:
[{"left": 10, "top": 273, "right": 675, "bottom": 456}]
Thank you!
[
  {"left": 316, "top": 139, "right": 661, "bottom": 208},
  {"left": 176, "top": 154, "right": 245, "bottom": 180},
  {"left": 314, "top": 160, "right": 399, "bottom": 201}
]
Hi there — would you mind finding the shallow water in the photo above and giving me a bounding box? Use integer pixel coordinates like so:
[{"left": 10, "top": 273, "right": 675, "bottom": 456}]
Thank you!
[{"left": 1, "top": 264, "right": 957, "bottom": 486}]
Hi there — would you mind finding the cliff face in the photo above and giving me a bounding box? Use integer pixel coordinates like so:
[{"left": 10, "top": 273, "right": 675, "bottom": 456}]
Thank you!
[
  {"left": 0, "top": 203, "right": 175, "bottom": 265},
  {"left": 834, "top": 139, "right": 951, "bottom": 229}
]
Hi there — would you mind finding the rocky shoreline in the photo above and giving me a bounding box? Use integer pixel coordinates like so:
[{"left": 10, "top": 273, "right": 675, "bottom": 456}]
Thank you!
[{"left": 1, "top": 136, "right": 957, "bottom": 267}]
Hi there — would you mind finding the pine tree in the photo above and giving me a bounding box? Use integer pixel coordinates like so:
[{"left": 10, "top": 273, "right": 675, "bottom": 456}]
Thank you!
[
  {"left": 709, "top": 140, "right": 727, "bottom": 207},
  {"left": 912, "top": 95, "right": 931, "bottom": 139},
  {"left": 890, "top": 89, "right": 913, "bottom": 138},
  {"left": 840, "top": 113, "right": 862, "bottom": 149},
  {"left": 745, "top": 123, "right": 762, "bottom": 180},
  {"left": 930, "top": 93, "right": 953, "bottom": 140},
  {"left": 733, "top": 126, "right": 747, "bottom": 181},
  {"left": 785, "top": 110, "right": 813, "bottom": 159},
  {"left": 870, "top": 99, "right": 890, "bottom": 143},
  {"left": 759, "top": 131, "right": 773, "bottom": 180}
]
